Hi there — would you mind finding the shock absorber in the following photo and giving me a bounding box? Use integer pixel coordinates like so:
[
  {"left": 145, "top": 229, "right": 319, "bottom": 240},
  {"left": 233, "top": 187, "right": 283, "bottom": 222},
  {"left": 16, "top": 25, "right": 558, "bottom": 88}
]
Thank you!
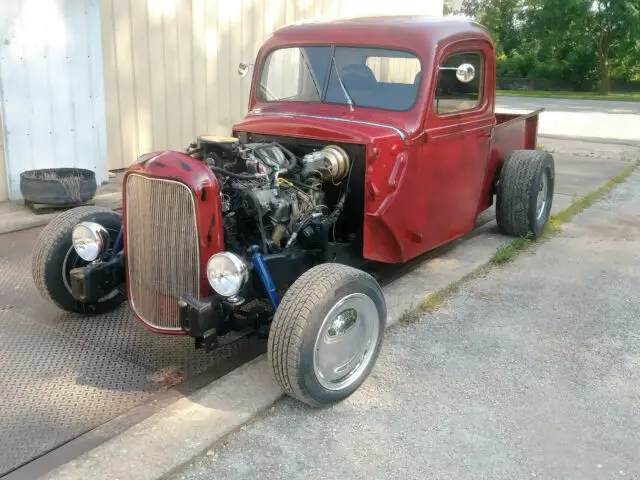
[{"left": 251, "top": 245, "right": 280, "bottom": 310}]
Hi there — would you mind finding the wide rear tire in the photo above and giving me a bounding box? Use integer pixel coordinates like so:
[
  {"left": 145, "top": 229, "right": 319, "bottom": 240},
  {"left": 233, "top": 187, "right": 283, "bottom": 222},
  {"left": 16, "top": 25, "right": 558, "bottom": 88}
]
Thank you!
[
  {"left": 32, "top": 206, "right": 125, "bottom": 314},
  {"left": 268, "top": 263, "right": 386, "bottom": 407},
  {"left": 496, "top": 149, "right": 555, "bottom": 237}
]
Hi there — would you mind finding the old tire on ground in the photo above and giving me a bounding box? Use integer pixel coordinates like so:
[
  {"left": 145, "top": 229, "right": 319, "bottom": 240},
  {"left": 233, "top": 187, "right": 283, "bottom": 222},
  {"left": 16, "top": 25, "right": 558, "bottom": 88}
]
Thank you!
[
  {"left": 268, "top": 263, "right": 386, "bottom": 407},
  {"left": 496, "top": 149, "right": 555, "bottom": 237},
  {"left": 32, "top": 206, "right": 125, "bottom": 314},
  {"left": 20, "top": 168, "right": 97, "bottom": 206}
]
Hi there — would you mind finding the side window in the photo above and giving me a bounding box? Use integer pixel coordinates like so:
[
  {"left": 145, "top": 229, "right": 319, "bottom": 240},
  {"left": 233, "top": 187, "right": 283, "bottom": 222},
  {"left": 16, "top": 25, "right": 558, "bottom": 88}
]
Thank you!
[
  {"left": 260, "top": 48, "right": 302, "bottom": 100},
  {"left": 434, "top": 52, "right": 483, "bottom": 115}
]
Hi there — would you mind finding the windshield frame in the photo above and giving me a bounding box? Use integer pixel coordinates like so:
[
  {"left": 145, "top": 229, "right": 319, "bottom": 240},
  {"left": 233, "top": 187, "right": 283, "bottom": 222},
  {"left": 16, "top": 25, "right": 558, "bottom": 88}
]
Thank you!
[{"left": 256, "top": 43, "right": 424, "bottom": 113}]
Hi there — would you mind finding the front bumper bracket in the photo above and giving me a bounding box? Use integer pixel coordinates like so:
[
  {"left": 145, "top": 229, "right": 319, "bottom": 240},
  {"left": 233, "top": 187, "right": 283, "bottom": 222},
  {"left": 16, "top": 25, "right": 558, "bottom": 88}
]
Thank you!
[
  {"left": 69, "top": 252, "right": 125, "bottom": 303},
  {"left": 179, "top": 295, "right": 221, "bottom": 347}
]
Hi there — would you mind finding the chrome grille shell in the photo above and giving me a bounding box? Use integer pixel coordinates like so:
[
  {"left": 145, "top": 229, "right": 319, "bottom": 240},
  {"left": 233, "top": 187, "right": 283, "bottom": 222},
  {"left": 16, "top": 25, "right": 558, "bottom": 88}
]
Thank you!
[{"left": 125, "top": 173, "right": 200, "bottom": 331}]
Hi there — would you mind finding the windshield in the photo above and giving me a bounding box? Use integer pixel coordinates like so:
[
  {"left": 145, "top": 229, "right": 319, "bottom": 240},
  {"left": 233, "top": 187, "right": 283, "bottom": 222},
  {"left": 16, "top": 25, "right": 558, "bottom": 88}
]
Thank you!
[{"left": 257, "top": 46, "right": 422, "bottom": 112}]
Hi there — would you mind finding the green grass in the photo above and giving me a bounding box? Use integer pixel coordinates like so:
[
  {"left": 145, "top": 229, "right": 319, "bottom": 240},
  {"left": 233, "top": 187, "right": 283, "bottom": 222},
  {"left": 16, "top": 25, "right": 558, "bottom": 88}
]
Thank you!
[
  {"left": 416, "top": 265, "right": 492, "bottom": 315},
  {"left": 491, "top": 235, "right": 534, "bottom": 265},
  {"left": 497, "top": 90, "right": 640, "bottom": 102},
  {"left": 405, "top": 159, "right": 640, "bottom": 322}
]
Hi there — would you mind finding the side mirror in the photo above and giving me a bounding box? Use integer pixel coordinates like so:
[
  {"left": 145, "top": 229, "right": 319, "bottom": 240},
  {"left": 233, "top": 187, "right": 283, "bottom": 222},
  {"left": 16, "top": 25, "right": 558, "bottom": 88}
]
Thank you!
[
  {"left": 455, "top": 63, "right": 475, "bottom": 83},
  {"left": 438, "top": 63, "right": 476, "bottom": 83},
  {"left": 238, "top": 62, "right": 253, "bottom": 78}
]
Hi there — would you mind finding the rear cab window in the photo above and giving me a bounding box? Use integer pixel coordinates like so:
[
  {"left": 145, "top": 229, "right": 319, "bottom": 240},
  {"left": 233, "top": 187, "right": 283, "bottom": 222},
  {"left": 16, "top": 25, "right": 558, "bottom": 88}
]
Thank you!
[
  {"left": 434, "top": 51, "right": 484, "bottom": 115},
  {"left": 366, "top": 56, "right": 421, "bottom": 84}
]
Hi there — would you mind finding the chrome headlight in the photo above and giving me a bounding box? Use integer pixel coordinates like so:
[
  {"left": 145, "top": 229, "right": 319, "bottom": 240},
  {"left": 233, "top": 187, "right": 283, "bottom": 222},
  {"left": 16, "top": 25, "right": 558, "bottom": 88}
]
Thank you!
[
  {"left": 72, "top": 222, "right": 109, "bottom": 261},
  {"left": 206, "top": 252, "right": 249, "bottom": 297}
]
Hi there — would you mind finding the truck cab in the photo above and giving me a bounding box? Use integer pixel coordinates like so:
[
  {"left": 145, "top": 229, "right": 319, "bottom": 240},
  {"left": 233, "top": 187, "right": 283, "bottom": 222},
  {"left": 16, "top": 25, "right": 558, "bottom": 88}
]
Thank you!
[{"left": 232, "top": 16, "right": 542, "bottom": 263}]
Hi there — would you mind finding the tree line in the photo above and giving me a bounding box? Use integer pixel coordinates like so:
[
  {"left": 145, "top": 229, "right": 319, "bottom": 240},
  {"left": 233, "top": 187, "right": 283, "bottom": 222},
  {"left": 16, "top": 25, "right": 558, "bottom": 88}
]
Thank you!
[{"left": 446, "top": 0, "right": 640, "bottom": 92}]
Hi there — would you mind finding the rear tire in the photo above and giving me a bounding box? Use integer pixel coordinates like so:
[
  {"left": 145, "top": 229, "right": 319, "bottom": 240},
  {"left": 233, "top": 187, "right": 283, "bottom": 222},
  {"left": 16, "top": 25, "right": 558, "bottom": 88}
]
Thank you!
[
  {"left": 268, "top": 263, "right": 386, "bottom": 407},
  {"left": 32, "top": 206, "right": 125, "bottom": 314},
  {"left": 496, "top": 149, "right": 555, "bottom": 237}
]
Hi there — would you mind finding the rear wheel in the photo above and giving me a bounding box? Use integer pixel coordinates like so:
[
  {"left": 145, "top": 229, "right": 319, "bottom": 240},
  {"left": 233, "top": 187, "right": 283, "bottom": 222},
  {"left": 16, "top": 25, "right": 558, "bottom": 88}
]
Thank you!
[
  {"left": 32, "top": 206, "right": 125, "bottom": 314},
  {"left": 496, "top": 149, "right": 555, "bottom": 237},
  {"left": 268, "top": 263, "right": 386, "bottom": 407}
]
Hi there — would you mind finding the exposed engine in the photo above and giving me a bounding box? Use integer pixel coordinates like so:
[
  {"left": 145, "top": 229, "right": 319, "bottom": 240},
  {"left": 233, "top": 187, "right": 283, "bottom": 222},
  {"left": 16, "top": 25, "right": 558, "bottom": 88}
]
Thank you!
[{"left": 186, "top": 135, "right": 354, "bottom": 254}]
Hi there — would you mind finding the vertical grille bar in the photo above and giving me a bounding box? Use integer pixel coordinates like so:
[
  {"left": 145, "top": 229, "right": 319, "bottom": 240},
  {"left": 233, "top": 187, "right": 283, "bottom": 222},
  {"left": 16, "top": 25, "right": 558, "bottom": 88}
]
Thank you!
[{"left": 125, "top": 174, "right": 200, "bottom": 330}]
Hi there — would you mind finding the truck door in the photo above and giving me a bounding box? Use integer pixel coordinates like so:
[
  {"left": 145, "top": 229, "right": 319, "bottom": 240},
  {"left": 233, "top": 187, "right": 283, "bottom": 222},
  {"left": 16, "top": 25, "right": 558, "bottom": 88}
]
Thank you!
[{"left": 419, "top": 42, "right": 495, "bottom": 248}]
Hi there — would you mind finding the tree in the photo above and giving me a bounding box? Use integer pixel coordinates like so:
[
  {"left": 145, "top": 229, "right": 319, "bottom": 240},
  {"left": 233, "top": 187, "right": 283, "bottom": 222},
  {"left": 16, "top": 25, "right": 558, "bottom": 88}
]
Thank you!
[
  {"left": 522, "top": 0, "right": 599, "bottom": 89},
  {"left": 459, "top": 0, "right": 526, "bottom": 54},
  {"left": 525, "top": 0, "right": 640, "bottom": 92},
  {"left": 589, "top": 0, "right": 640, "bottom": 92},
  {"left": 451, "top": 0, "right": 640, "bottom": 92}
]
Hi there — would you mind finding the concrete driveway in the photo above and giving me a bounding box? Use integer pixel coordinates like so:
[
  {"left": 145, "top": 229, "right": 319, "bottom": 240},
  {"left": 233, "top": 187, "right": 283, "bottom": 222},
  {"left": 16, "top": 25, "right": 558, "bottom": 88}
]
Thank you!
[
  {"left": 496, "top": 96, "right": 640, "bottom": 144},
  {"left": 170, "top": 170, "right": 640, "bottom": 480}
]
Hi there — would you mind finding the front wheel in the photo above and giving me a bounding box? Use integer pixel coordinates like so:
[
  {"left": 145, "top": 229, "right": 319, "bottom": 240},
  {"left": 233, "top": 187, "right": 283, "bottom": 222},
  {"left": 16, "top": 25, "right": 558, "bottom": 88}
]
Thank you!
[
  {"left": 267, "top": 263, "right": 386, "bottom": 407},
  {"left": 32, "top": 206, "right": 125, "bottom": 314}
]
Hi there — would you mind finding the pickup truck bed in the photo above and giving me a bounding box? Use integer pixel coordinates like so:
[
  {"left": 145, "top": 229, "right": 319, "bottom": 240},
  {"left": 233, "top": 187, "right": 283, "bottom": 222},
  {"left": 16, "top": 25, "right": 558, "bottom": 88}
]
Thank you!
[{"left": 494, "top": 108, "right": 544, "bottom": 153}]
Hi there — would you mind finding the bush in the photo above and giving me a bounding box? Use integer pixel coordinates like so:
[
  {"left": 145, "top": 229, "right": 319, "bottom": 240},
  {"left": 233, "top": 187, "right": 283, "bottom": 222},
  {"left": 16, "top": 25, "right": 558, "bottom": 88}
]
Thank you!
[{"left": 497, "top": 46, "right": 600, "bottom": 92}]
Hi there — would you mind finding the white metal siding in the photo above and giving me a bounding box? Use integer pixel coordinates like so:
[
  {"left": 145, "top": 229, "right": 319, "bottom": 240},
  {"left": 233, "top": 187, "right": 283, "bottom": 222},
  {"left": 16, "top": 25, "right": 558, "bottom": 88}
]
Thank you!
[
  {"left": 101, "top": 0, "right": 444, "bottom": 170},
  {"left": 0, "top": 0, "right": 108, "bottom": 201},
  {"left": 0, "top": 107, "right": 7, "bottom": 202}
]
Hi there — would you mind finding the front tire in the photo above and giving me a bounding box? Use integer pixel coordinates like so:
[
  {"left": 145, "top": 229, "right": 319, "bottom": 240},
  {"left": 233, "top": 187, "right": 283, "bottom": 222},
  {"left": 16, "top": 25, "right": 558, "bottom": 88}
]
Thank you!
[
  {"left": 496, "top": 149, "right": 555, "bottom": 237},
  {"left": 268, "top": 263, "right": 386, "bottom": 407},
  {"left": 32, "top": 206, "right": 125, "bottom": 314}
]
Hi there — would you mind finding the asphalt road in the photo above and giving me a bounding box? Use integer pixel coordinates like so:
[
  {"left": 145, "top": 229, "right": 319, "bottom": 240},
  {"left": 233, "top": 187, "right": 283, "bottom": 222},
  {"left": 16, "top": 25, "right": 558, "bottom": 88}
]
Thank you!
[
  {"left": 170, "top": 171, "right": 640, "bottom": 479},
  {"left": 496, "top": 95, "right": 640, "bottom": 143}
]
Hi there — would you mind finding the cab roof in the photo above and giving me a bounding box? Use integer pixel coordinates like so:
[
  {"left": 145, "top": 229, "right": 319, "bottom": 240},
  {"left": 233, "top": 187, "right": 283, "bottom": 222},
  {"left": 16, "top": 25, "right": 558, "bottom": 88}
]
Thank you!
[{"left": 266, "top": 15, "right": 494, "bottom": 55}]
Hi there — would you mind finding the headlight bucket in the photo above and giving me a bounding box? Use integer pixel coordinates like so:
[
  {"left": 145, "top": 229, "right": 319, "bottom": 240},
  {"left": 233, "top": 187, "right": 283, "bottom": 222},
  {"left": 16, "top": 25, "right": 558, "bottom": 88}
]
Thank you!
[
  {"left": 206, "top": 252, "right": 249, "bottom": 297},
  {"left": 72, "top": 221, "right": 110, "bottom": 262}
]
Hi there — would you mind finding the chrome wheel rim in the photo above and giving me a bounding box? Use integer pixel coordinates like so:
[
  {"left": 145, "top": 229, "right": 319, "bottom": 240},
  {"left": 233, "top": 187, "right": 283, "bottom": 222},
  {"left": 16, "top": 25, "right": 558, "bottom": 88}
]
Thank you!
[
  {"left": 313, "top": 293, "right": 380, "bottom": 391},
  {"left": 536, "top": 170, "right": 549, "bottom": 220}
]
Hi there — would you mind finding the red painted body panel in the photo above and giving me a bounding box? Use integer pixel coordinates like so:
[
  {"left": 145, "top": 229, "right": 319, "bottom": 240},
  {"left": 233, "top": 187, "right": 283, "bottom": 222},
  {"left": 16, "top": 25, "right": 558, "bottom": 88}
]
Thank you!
[
  {"left": 122, "top": 151, "right": 224, "bottom": 334},
  {"left": 233, "top": 107, "right": 401, "bottom": 145}
]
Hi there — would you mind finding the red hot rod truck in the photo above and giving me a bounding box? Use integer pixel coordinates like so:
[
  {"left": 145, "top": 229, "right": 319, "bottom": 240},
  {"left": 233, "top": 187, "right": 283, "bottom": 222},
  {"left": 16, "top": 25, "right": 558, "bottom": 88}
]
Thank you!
[{"left": 32, "top": 16, "right": 553, "bottom": 407}]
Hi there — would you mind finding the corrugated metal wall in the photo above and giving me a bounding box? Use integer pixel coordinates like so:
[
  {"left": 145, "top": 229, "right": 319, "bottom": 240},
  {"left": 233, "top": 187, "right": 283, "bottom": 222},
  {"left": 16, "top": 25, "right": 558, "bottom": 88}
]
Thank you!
[
  {"left": 101, "top": 0, "right": 444, "bottom": 170},
  {"left": 0, "top": 0, "right": 109, "bottom": 201},
  {"left": 0, "top": 109, "right": 7, "bottom": 202}
]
